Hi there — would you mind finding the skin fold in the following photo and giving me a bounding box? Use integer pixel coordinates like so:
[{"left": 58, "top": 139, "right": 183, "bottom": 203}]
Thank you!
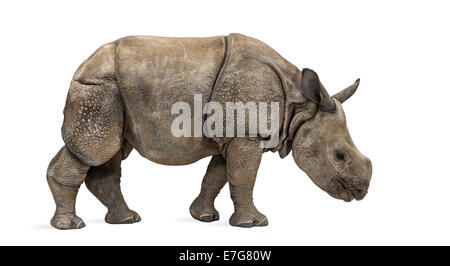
[{"left": 47, "top": 33, "right": 371, "bottom": 229}]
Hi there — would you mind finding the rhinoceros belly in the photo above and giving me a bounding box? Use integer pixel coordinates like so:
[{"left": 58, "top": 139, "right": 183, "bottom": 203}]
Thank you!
[{"left": 116, "top": 36, "right": 225, "bottom": 165}]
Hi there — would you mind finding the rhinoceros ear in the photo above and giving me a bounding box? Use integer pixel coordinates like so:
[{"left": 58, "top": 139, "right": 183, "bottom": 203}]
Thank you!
[{"left": 301, "top": 68, "right": 335, "bottom": 112}]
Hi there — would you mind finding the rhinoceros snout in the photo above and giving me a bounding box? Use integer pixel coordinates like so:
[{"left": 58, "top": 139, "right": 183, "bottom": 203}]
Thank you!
[{"left": 346, "top": 157, "right": 372, "bottom": 201}]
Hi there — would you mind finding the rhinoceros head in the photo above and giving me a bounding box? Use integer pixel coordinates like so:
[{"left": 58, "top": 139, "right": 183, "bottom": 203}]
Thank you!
[{"left": 291, "top": 69, "right": 372, "bottom": 202}]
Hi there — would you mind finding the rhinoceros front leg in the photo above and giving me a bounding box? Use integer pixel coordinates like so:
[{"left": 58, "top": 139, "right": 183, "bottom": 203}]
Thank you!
[
  {"left": 190, "top": 154, "right": 227, "bottom": 222},
  {"left": 226, "top": 138, "right": 268, "bottom": 227}
]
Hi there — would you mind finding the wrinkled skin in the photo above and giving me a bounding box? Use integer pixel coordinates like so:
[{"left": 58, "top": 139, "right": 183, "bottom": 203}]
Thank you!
[
  {"left": 46, "top": 33, "right": 372, "bottom": 230},
  {"left": 292, "top": 100, "right": 372, "bottom": 202}
]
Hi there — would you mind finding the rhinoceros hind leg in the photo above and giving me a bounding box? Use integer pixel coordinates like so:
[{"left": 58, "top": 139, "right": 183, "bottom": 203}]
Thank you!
[
  {"left": 85, "top": 143, "right": 141, "bottom": 224},
  {"left": 190, "top": 154, "right": 227, "bottom": 222},
  {"left": 47, "top": 146, "right": 90, "bottom": 230}
]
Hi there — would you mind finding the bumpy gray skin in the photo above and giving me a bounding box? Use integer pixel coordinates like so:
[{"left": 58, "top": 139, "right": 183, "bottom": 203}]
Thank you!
[{"left": 47, "top": 33, "right": 372, "bottom": 229}]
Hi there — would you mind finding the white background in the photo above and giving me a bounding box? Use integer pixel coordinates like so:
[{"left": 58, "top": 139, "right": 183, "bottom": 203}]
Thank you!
[{"left": 1, "top": 0, "right": 449, "bottom": 245}]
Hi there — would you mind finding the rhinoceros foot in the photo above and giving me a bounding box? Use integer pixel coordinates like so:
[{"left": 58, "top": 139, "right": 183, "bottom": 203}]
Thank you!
[
  {"left": 105, "top": 209, "right": 141, "bottom": 224},
  {"left": 229, "top": 210, "right": 268, "bottom": 228},
  {"left": 51, "top": 213, "right": 86, "bottom": 230},
  {"left": 189, "top": 197, "right": 220, "bottom": 222}
]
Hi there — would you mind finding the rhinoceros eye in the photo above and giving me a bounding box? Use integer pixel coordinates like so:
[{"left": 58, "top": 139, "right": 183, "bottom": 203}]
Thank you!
[{"left": 334, "top": 150, "right": 348, "bottom": 162}]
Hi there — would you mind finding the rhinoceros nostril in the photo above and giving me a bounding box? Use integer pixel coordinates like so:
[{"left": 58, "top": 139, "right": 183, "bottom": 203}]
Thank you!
[
  {"left": 355, "top": 180, "right": 369, "bottom": 191},
  {"left": 364, "top": 158, "right": 373, "bottom": 175}
]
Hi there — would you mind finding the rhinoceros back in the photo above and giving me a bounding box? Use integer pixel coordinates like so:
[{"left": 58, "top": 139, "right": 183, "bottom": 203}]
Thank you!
[{"left": 115, "top": 36, "right": 226, "bottom": 164}]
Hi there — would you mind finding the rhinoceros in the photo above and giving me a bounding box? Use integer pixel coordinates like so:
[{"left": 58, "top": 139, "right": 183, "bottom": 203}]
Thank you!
[{"left": 47, "top": 33, "right": 372, "bottom": 229}]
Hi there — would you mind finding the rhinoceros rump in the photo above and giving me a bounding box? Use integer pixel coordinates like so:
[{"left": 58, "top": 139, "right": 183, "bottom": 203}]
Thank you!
[{"left": 47, "top": 33, "right": 372, "bottom": 229}]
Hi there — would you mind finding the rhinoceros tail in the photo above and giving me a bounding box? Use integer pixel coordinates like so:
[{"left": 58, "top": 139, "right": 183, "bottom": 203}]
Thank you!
[{"left": 61, "top": 41, "right": 124, "bottom": 166}]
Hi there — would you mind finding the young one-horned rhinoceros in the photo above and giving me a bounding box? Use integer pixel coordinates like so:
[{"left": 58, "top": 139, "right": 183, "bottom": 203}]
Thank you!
[{"left": 47, "top": 33, "right": 372, "bottom": 229}]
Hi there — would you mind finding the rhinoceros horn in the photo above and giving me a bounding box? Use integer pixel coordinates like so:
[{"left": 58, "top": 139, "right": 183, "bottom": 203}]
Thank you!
[{"left": 332, "top": 79, "right": 360, "bottom": 104}]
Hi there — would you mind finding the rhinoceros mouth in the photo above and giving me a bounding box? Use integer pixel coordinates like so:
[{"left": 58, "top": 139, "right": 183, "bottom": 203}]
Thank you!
[
  {"left": 335, "top": 176, "right": 367, "bottom": 201},
  {"left": 325, "top": 176, "right": 367, "bottom": 202}
]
